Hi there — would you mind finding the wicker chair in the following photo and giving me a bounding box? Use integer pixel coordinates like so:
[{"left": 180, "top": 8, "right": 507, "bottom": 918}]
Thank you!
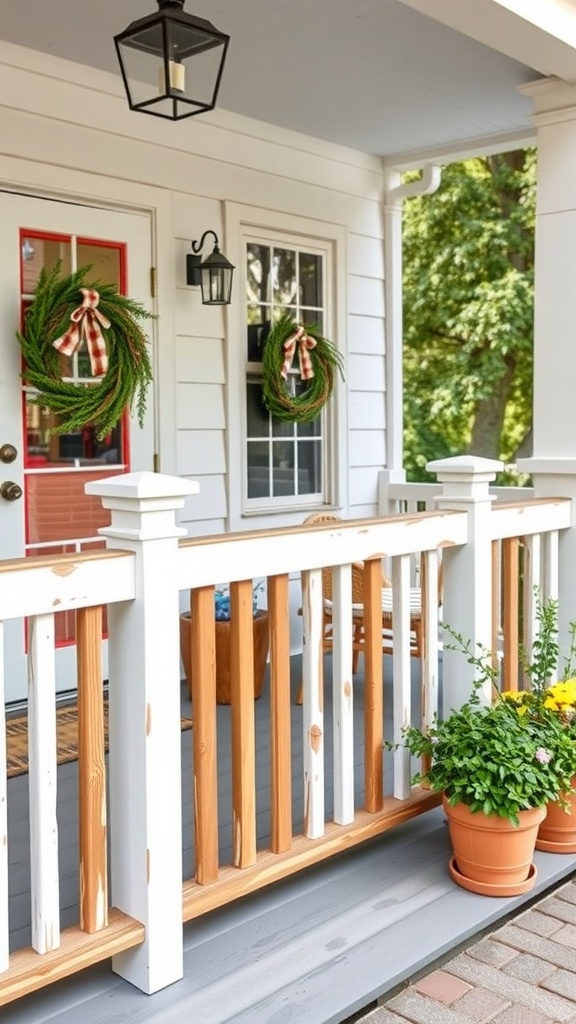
[{"left": 297, "top": 513, "right": 438, "bottom": 703}]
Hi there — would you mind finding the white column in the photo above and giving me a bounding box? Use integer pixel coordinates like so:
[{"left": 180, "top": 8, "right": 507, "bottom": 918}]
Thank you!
[
  {"left": 518, "top": 79, "right": 576, "bottom": 655},
  {"left": 427, "top": 455, "right": 502, "bottom": 713},
  {"left": 86, "top": 471, "right": 198, "bottom": 995}
]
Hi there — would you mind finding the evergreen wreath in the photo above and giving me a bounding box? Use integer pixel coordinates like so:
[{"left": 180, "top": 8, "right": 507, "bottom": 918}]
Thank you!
[
  {"left": 17, "top": 263, "right": 154, "bottom": 439},
  {"left": 261, "top": 314, "right": 344, "bottom": 423}
]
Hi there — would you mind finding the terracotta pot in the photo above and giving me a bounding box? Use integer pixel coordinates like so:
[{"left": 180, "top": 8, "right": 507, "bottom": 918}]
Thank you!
[
  {"left": 443, "top": 796, "right": 545, "bottom": 897},
  {"left": 536, "top": 776, "right": 576, "bottom": 853},
  {"left": 180, "top": 611, "right": 269, "bottom": 704}
]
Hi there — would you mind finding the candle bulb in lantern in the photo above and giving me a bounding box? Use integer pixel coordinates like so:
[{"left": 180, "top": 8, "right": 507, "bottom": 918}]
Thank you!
[{"left": 158, "top": 59, "right": 185, "bottom": 94}]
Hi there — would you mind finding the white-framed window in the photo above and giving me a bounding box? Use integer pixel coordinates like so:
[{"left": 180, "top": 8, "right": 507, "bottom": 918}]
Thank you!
[
  {"left": 244, "top": 232, "right": 330, "bottom": 510},
  {"left": 224, "top": 203, "right": 347, "bottom": 528}
]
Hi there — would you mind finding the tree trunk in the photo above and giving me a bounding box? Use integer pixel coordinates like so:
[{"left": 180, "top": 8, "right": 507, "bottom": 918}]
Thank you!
[{"left": 468, "top": 361, "right": 516, "bottom": 459}]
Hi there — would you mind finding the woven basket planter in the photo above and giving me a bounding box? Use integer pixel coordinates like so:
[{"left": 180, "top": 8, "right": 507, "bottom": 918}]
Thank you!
[{"left": 180, "top": 611, "right": 269, "bottom": 704}]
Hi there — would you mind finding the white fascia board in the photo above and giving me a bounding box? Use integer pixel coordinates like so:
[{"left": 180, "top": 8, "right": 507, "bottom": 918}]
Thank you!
[{"left": 396, "top": 0, "right": 576, "bottom": 84}]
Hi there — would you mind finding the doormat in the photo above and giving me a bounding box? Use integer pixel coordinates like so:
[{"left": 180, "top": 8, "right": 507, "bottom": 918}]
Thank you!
[{"left": 5, "top": 704, "right": 193, "bottom": 779}]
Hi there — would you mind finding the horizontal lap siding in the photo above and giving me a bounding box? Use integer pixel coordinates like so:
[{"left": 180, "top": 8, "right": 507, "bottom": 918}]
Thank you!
[{"left": 0, "top": 41, "right": 387, "bottom": 539}]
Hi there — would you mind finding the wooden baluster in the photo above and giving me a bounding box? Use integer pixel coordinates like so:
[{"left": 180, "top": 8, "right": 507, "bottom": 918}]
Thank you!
[
  {"left": 230, "top": 580, "right": 257, "bottom": 867},
  {"left": 269, "top": 574, "right": 292, "bottom": 853},
  {"left": 191, "top": 586, "right": 219, "bottom": 883},
  {"left": 77, "top": 605, "right": 107, "bottom": 933}
]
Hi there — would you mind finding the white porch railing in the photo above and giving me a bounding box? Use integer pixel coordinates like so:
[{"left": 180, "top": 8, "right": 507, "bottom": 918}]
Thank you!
[{"left": 0, "top": 458, "right": 572, "bottom": 1007}]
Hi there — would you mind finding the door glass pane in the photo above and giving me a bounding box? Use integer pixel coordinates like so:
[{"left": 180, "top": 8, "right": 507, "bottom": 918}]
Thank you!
[
  {"left": 26, "top": 470, "right": 124, "bottom": 546},
  {"left": 20, "top": 229, "right": 128, "bottom": 647},
  {"left": 21, "top": 235, "right": 72, "bottom": 293},
  {"left": 77, "top": 241, "right": 122, "bottom": 288},
  {"left": 26, "top": 406, "right": 123, "bottom": 466}
]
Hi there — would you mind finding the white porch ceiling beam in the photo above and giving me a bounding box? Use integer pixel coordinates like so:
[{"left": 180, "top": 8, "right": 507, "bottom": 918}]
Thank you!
[{"left": 396, "top": 0, "right": 576, "bottom": 83}]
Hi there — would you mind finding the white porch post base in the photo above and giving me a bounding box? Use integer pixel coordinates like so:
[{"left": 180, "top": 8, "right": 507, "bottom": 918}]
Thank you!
[
  {"left": 427, "top": 455, "right": 502, "bottom": 712},
  {"left": 86, "top": 471, "right": 198, "bottom": 995}
]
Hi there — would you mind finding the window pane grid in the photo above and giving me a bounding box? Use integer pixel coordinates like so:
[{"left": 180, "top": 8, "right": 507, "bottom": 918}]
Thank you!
[{"left": 245, "top": 237, "right": 327, "bottom": 506}]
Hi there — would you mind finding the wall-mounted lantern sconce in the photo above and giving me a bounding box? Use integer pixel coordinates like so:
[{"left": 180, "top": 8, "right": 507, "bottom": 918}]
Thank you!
[
  {"left": 186, "top": 231, "right": 235, "bottom": 305},
  {"left": 114, "top": 0, "right": 230, "bottom": 122}
]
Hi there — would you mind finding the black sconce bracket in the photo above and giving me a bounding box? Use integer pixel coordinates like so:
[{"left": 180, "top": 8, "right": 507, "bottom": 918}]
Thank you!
[{"left": 186, "top": 229, "right": 219, "bottom": 286}]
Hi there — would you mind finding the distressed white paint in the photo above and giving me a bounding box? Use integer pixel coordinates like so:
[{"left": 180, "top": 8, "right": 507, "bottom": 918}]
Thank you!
[
  {"left": 177, "top": 509, "right": 469, "bottom": 590},
  {"left": 301, "top": 568, "right": 325, "bottom": 840},
  {"left": 331, "top": 565, "right": 355, "bottom": 826},
  {"left": 0, "top": 622, "right": 7, "bottom": 974},
  {"left": 28, "top": 614, "right": 60, "bottom": 954},
  {"left": 0, "top": 469, "right": 570, "bottom": 1002},
  {"left": 421, "top": 550, "right": 439, "bottom": 735},
  {"left": 88, "top": 473, "right": 196, "bottom": 994},
  {"left": 0, "top": 555, "right": 135, "bottom": 620},
  {"left": 489, "top": 500, "right": 571, "bottom": 539},
  {"left": 392, "top": 555, "right": 412, "bottom": 800}
]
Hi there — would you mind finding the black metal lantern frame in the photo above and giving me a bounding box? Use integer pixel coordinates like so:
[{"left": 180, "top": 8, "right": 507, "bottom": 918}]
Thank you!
[
  {"left": 114, "top": 0, "right": 230, "bottom": 122},
  {"left": 187, "top": 230, "right": 235, "bottom": 305}
]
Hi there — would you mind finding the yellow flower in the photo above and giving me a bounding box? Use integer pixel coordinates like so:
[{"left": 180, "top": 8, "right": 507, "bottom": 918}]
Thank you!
[{"left": 546, "top": 679, "right": 576, "bottom": 711}]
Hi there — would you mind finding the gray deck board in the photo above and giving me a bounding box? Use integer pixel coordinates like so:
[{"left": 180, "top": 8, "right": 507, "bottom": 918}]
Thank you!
[{"left": 6, "top": 656, "right": 576, "bottom": 1023}]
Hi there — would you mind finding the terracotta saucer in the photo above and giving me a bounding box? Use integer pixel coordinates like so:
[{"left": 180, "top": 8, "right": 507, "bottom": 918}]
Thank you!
[
  {"left": 448, "top": 857, "right": 537, "bottom": 897},
  {"left": 535, "top": 838, "right": 576, "bottom": 854}
]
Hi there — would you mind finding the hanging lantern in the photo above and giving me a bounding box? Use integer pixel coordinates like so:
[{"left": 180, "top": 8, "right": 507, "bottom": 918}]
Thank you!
[
  {"left": 114, "top": 0, "right": 229, "bottom": 121},
  {"left": 186, "top": 231, "right": 235, "bottom": 306}
]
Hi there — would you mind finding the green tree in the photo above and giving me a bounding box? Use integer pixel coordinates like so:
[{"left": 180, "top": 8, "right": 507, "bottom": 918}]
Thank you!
[{"left": 402, "top": 150, "right": 535, "bottom": 481}]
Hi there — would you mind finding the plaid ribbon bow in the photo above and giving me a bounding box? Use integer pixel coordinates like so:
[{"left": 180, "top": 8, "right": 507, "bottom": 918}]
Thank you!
[
  {"left": 52, "top": 288, "right": 111, "bottom": 376},
  {"left": 281, "top": 325, "right": 317, "bottom": 381}
]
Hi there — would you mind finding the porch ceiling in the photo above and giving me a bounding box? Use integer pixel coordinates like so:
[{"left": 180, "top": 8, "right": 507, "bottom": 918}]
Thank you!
[{"left": 0, "top": 0, "right": 547, "bottom": 163}]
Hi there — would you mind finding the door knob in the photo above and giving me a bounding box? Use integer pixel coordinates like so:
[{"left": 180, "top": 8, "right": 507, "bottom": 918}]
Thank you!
[
  {"left": 0, "top": 481, "right": 22, "bottom": 502},
  {"left": 0, "top": 444, "right": 17, "bottom": 464}
]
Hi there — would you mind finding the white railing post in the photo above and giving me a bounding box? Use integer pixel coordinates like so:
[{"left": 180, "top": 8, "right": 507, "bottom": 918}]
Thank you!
[
  {"left": 378, "top": 468, "right": 406, "bottom": 514},
  {"left": 427, "top": 455, "right": 503, "bottom": 712},
  {"left": 518, "top": 459, "right": 576, "bottom": 656},
  {"left": 86, "top": 471, "right": 198, "bottom": 995}
]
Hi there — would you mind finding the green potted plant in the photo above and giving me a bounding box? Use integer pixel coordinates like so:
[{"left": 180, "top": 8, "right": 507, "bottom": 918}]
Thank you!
[
  {"left": 397, "top": 596, "right": 576, "bottom": 896},
  {"left": 180, "top": 582, "right": 269, "bottom": 704},
  {"left": 502, "top": 599, "right": 576, "bottom": 853}
]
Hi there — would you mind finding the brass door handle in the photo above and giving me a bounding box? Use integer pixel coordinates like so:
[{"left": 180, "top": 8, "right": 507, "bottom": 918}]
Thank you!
[
  {"left": 0, "top": 444, "right": 17, "bottom": 464},
  {"left": 0, "top": 481, "right": 22, "bottom": 502}
]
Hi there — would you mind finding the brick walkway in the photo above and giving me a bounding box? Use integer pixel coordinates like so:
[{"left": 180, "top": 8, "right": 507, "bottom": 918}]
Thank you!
[{"left": 361, "top": 878, "right": 576, "bottom": 1024}]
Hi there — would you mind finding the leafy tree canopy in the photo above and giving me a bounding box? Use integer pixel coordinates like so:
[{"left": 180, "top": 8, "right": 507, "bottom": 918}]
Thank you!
[{"left": 402, "top": 150, "right": 535, "bottom": 481}]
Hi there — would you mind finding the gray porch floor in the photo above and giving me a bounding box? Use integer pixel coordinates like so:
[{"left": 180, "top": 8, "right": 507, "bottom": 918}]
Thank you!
[{"left": 6, "top": 658, "right": 576, "bottom": 1024}]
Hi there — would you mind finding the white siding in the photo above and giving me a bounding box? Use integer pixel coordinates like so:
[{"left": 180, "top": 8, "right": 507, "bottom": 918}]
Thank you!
[{"left": 0, "top": 39, "right": 389, "bottom": 537}]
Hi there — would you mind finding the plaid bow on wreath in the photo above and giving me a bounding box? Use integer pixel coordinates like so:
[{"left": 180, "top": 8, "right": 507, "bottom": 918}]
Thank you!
[
  {"left": 52, "top": 288, "right": 111, "bottom": 376},
  {"left": 281, "top": 325, "right": 317, "bottom": 381}
]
